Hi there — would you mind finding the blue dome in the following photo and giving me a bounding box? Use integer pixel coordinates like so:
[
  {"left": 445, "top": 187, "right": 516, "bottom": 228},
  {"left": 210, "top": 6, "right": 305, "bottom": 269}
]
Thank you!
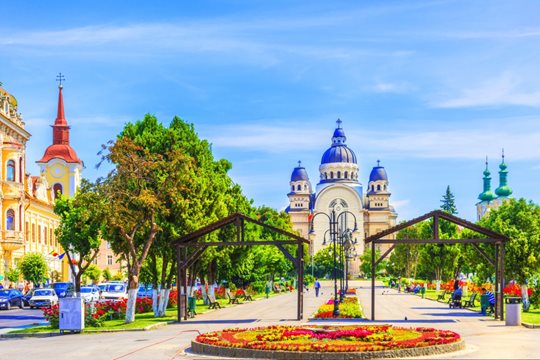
[
  {"left": 369, "top": 164, "right": 388, "bottom": 182},
  {"left": 291, "top": 161, "right": 309, "bottom": 181},
  {"left": 320, "top": 119, "right": 357, "bottom": 165},
  {"left": 321, "top": 146, "right": 357, "bottom": 164}
]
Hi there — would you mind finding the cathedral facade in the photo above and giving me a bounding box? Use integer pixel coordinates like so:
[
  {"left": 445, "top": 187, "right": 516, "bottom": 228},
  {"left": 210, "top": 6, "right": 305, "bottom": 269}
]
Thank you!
[{"left": 286, "top": 120, "right": 397, "bottom": 276}]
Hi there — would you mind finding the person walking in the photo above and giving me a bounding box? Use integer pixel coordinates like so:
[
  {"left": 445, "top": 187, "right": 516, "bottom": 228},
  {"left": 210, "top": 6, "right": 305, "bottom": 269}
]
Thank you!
[{"left": 314, "top": 278, "right": 321, "bottom": 297}]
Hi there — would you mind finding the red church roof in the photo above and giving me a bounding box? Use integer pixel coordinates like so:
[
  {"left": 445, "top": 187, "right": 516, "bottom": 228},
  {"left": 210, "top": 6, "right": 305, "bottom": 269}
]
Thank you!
[{"left": 38, "top": 85, "right": 82, "bottom": 164}]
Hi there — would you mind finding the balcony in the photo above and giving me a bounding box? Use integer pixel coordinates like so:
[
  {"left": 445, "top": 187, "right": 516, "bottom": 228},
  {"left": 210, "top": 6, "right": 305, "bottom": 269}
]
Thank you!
[{"left": 1, "top": 230, "right": 24, "bottom": 251}]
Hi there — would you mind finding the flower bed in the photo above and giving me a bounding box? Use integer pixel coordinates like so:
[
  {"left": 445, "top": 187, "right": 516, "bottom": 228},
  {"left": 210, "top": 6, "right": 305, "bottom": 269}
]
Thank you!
[
  {"left": 314, "top": 296, "right": 363, "bottom": 318},
  {"left": 193, "top": 325, "right": 463, "bottom": 358}
]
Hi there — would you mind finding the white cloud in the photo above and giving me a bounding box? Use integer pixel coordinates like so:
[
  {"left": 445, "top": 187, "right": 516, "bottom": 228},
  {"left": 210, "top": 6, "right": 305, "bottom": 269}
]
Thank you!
[
  {"left": 371, "top": 81, "right": 414, "bottom": 94},
  {"left": 202, "top": 117, "right": 540, "bottom": 161},
  {"left": 433, "top": 73, "right": 540, "bottom": 108}
]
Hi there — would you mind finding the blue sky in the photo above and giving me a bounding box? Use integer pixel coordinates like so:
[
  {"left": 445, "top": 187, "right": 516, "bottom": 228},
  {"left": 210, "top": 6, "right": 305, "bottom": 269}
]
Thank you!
[{"left": 1, "top": 1, "right": 539, "bottom": 222}]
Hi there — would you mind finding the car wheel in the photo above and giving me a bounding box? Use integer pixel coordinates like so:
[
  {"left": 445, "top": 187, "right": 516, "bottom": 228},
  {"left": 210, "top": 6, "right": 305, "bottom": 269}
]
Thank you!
[
  {"left": 19, "top": 300, "right": 24, "bottom": 309},
  {"left": 6, "top": 302, "right": 11, "bottom": 310},
  {"left": 30, "top": 306, "right": 34, "bottom": 309}
]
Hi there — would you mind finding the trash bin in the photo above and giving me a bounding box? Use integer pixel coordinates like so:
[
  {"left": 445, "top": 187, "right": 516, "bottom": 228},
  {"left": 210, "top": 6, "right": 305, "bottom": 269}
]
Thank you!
[
  {"left": 505, "top": 297, "right": 521, "bottom": 326},
  {"left": 480, "top": 294, "right": 489, "bottom": 315},
  {"left": 188, "top": 296, "right": 197, "bottom": 317}
]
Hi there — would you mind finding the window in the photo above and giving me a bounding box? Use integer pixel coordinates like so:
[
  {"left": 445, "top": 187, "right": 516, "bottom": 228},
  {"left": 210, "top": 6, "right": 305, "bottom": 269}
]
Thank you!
[
  {"left": 106, "top": 241, "right": 111, "bottom": 249},
  {"left": 297, "top": 184, "right": 301, "bottom": 191},
  {"left": 330, "top": 172, "right": 334, "bottom": 179},
  {"left": 25, "top": 222, "right": 29, "bottom": 240},
  {"left": 93, "top": 258, "right": 98, "bottom": 265},
  {"left": 107, "top": 255, "right": 113, "bottom": 266},
  {"left": 53, "top": 183, "right": 63, "bottom": 199},
  {"left": 6, "top": 209, "right": 15, "bottom": 230},
  {"left": 19, "top": 205, "right": 22, "bottom": 231},
  {"left": 38, "top": 225, "right": 42, "bottom": 243},
  {"left": 32, "top": 224, "right": 36, "bottom": 242},
  {"left": 337, "top": 171, "right": 341, "bottom": 179},
  {"left": 19, "top": 157, "right": 23, "bottom": 183},
  {"left": 377, "top": 184, "right": 381, "bottom": 191},
  {"left": 344, "top": 171, "right": 348, "bottom": 179},
  {"left": 6, "top": 160, "right": 15, "bottom": 181}
]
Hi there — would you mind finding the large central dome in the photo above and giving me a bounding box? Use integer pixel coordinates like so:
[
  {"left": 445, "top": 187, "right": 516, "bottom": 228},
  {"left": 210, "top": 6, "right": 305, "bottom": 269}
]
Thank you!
[{"left": 320, "top": 119, "right": 357, "bottom": 165}]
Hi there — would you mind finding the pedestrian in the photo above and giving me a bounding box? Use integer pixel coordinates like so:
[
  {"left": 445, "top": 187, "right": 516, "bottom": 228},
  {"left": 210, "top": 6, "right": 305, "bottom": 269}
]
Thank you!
[
  {"left": 265, "top": 280, "right": 272, "bottom": 299},
  {"left": 314, "top": 278, "right": 321, "bottom": 297}
]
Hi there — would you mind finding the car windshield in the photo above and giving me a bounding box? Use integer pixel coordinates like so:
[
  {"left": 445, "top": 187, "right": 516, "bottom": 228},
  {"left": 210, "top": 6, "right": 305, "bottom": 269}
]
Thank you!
[
  {"left": 53, "top": 283, "right": 69, "bottom": 290},
  {"left": 34, "top": 290, "right": 53, "bottom": 296},
  {"left": 106, "top": 284, "right": 125, "bottom": 292},
  {"left": 80, "top": 287, "right": 93, "bottom": 293},
  {"left": 0, "top": 290, "right": 10, "bottom": 296}
]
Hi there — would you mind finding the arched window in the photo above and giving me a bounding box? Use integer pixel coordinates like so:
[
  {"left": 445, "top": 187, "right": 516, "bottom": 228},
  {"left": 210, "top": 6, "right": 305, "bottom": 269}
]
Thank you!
[
  {"left": 330, "top": 172, "right": 334, "bottom": 179},
  {"left": 304, "top": 184, "right": 307, "bottom": 190},
  {"left": 297, "top": 184, "right": 301, "bottom": 191},
  {"left": 384, "top": 185, "right": 387, "bottom": 191},
  {"left": 53, "top": 183, "right": 63, "bottom": 199},
  {"left": 19, "top": 157, "right": 23, "bottom": 183},
  {"left": 6, "top": 209, "right": 15, "bottom": 231},
  {"left": 344, "top": 171, "right": 348, "bottom": 179},
  {"left": 6, "top": 160, "right": 15, "bottom": 181},
  {"left": 325, "top": 172, "right": 328, "bottom": 179},
  {"left": 377, "top": 184, "right": 381, "bottom": 191},
  {"left": 337, "top": 171, "right": 341, "bottom": 179}
]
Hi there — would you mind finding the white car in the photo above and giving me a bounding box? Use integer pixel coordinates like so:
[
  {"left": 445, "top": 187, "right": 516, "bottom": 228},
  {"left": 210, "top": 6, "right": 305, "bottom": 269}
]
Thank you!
[
  {"left": 29, "top": 288, "right": 58, "bottom": 309},
  {"left": 100, "top": 283, "right": 128, "bottom": 301},
  {"left": 80, "top": 285, "right": 100, "bottom": 303}
]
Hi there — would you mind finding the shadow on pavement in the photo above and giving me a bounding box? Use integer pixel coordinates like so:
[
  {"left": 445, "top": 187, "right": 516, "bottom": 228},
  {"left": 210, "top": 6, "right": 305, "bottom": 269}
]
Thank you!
[
  {"left": 371, "top": 319, "right": 457, "bottom": 323},
  {"left": 0, "top": 315, "right": 44, "bottom": 321},
  {"left": 180, "top": 319, "right": 258, "bottom": 324},
  {"left": 423, "top": 311, "right": 483, "bottom": 317}
]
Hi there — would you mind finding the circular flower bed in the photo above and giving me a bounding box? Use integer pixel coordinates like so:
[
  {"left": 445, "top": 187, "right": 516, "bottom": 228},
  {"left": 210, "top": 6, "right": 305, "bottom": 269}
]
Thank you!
[{"left": 192, "top": 325, "right": 464, "bottom": 359}]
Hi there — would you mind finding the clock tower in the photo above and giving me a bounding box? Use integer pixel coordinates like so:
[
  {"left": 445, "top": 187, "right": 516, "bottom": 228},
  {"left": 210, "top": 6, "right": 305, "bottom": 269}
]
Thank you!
[{"left": 36, "top": 82, "right": 82, "bottom": 198}]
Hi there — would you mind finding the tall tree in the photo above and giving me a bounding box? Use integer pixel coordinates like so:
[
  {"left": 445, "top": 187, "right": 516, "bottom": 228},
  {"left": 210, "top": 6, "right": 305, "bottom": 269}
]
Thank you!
[
  {"left": 54, "top": 180, "right": 105, "bottom": 292},
  {"left": 20, "top": 253, "right": 48, "bottom": 287},
  {"left": 98, "top": 115, "right": 194, "bottom": 323},
  {"left": 440, "top": 185, "right": 458, "bottom": 214},
  {"left": 479, "top": 198, "right": 540, "bottom": 307}
]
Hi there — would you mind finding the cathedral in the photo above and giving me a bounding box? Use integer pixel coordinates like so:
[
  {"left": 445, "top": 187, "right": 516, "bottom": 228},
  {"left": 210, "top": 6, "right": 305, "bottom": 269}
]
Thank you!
[
  {"left": 286, "top": 120, "right": 398, "bottom": 275},
  {"left": 476, "top": 153, "right": 513, "bottom": 220}
]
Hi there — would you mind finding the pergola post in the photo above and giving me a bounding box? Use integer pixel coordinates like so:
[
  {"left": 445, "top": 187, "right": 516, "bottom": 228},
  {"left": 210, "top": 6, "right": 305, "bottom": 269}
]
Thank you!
[
  {"left": 371, "top": 240, "right": 375, "bottom": 321},
  {"left": 297, "top": 240, "right": 304, "bottom": 320},
  {"left": 176, "top": 246, "right": 182, "bottom": 323}
]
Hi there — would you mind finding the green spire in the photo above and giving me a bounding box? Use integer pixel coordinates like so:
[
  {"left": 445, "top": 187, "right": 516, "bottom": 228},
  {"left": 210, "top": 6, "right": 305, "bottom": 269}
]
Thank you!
[
  {"left": 495, "top": 149, "right": 512, "bottom": 197},
  {"left": 478, "top": 157, "right": 496, "bottom": 202}
]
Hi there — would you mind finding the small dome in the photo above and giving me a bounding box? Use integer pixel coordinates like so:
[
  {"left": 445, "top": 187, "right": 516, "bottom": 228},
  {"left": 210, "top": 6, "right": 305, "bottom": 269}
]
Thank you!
[
  {"left": 38, "top": 144, "right": 82, "bottom": 164},
  {"left": 320, "top": 119, "right": 357, "bottom": 165},
  {"left": 291, "top": 161, "right": 309, "bottom": 181},
  {"left": 369, "top": 162, "right": 388, "bottom": 182},
  {"left": 321, "top": 146, "right": 357, "bottom": 164}
]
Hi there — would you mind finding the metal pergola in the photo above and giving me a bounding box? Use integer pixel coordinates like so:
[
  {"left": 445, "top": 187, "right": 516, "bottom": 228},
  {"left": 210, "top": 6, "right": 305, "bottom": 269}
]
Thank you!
[
  {"left": 172, "top": 213, "right": 310, "bottom": 322},
  {"left": 365, "top": 210, "right": 509, "bottom": 321}
]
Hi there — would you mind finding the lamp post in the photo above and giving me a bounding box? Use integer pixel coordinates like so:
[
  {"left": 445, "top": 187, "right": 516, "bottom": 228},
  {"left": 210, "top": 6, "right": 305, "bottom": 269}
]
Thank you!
[
  {"left": 309, "top": 209, "right": 358, "bottom": 317},
  {"left": 341, "top": 230, "right": 357, "bottom": 292}
]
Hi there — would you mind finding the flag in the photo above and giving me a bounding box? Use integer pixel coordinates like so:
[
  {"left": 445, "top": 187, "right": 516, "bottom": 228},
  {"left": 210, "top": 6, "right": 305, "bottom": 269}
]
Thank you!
[
  {"left": 308, "top": 210, "right": 314, "bottom": 222},
  {"left": 57, "top": 253, "right": 66, "bottom": 260},
  {"left": 50, "top": 251, "right": 59, "bottom": 257}
]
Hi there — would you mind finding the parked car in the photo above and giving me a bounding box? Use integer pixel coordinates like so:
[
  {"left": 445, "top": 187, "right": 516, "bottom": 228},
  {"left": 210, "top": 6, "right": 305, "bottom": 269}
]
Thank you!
[
  {"left": 80, "top": 285, "right": 100, "bottom": 303},
  {"left": 0, "top": 289, "right": 24, "bottom": 310},
  {"left": 137, "top": 284, "right": 153, "bottom": 298},
  {"left": 22, "top": 291, "right": 33, "bottom": 307},
  {"left": 52, "top": 282, "right": 75, "bottom": 298},
  {"left": 100, "top": 283, "right": 128, "bottom": 301},
  {"left": 29, "top": 288, "right": 58, "bottom": 309}
]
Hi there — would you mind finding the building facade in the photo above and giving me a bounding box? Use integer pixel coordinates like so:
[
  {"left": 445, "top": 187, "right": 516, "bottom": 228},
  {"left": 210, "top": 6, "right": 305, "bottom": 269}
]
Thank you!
[
  {"left": 476, "top": 153, "right": 513, "bottom": 220},
  {"left": 0, "top": 85, "right": 65, "bottom": 284},
  {"left": 286, "top": 119, "right": 398, "bottom": 276}
]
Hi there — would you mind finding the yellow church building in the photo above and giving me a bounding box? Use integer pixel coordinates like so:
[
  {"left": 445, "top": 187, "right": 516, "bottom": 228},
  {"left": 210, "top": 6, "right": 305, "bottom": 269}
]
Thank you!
[{"left": 0, "top": 82, "right": 82, "bottom": 284}]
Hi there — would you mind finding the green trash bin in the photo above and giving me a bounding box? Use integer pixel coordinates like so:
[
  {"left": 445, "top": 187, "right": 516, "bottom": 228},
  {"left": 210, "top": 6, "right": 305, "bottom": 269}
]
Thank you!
[
  {"left": 480, "top": 294, "right": 489, "bottom": 315},
  {"left": 188, "top": 296, "right": 197, "bottom": 317}
]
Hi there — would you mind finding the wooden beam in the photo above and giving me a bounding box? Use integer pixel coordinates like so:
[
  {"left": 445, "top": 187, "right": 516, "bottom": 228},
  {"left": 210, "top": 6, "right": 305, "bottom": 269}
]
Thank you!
[
  {"left": 371, "top": 241, "right": 376, "bottom": 321},
  {"left": 433, "top": 213, "right": 439, "bottom": 240},
  {"left": 375, "top": 244, "right": 396, "bottom": 267},
  {"left": 297, "top": 240, "right": 304, "bottom": 320},
  {"left": 179, "top": 246, "right": 207, "bottom": 270},
  {"left": 276, "top": 244, "right": 298, "bottom": 268},
  {"left": 471, "top": 243, "right": 495, "bottom": 267},
  {"left": 177, "top": 240, "right": 299, "bottom": 247},
  {"left": 372, "top": 238, "right": 502, "bottom": 244}
]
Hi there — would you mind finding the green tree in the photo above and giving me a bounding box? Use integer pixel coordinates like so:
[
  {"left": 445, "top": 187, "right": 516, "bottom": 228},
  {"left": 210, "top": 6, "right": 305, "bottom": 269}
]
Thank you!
[
  {"left": 54, "top": 180, "right": 105, "bottom": 292},
  {"left": 359, "top": 248, "right": 386, "bottom": 278},
  {"left": 440, "top": 185, "right": 458, "bottom": 214},
  {"left": 20, "top": 253, "right": 48, "bottom": 287},
  {"left": 83, "top": 264, "right": 102, "bottom": 284},
  {"left": 102, "top": 268, "right": 112, "bottom": 282},
  {"left": 479, "top": 198, "right": 540, "bottom": 306},
  {"left": 388, "top": 223, "right": 422, "bottom": 279},
  {"left": 98, "top": 115, "right": 194, "bottom": 323},
  {"left": 5, "top": 267, "right": 21, "bottom": 284}
]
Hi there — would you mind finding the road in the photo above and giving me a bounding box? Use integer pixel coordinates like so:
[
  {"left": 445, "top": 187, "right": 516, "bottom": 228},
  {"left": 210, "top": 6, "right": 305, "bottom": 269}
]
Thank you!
[
  {"left": 0, "top": 281, "right": 539, "bottom": 359},
  {"left": 0, "top": 307, "right": 46, "bottom": 329}
]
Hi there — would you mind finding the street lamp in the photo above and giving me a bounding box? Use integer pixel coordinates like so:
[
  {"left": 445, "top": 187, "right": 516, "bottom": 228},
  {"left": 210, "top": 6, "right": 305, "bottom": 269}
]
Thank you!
[
  {"left": 309, "top": 209, "right": 358, "bottom": 317},
  {"left": 341, "top": 230, "right": 357, "bottom": 292}
]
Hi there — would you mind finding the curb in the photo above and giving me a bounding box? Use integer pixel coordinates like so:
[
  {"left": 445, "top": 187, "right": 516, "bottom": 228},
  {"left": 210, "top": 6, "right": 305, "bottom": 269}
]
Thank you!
[
  {"left": 0, "top": 320, "right": 174, "bottom": 338},
  {"left": 191, "top": 339, "right": 466, "bottom": 359},
  {"left": 522, "top": 322, "right": 540, "bottom": 329}
]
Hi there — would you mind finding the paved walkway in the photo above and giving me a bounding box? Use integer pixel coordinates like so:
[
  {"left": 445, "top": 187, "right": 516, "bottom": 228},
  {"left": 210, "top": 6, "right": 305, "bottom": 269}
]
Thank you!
[{"left": 1, "top": 281, "right": 538, "bottom": 359}]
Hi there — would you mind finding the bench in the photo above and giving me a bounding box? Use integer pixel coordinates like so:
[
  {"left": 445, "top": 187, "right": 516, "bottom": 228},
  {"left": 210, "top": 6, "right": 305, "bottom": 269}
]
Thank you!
[
  {"left": 207, "top": 294, "right": 221, "bottom": 309},
  {"left": 436, "top": 290, "right": 447, "bottom": 301},
  {"left": 226, "top": 289, "right": 241, "bottom": 304},
  {"left": 462, "top": 293, "right": 477, "bottom": 308}
]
